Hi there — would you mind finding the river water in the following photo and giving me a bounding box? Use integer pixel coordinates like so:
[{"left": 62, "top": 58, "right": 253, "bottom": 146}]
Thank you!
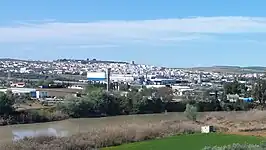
[{"left": 0, "top": 113, "right": 184, "bottom": 143}]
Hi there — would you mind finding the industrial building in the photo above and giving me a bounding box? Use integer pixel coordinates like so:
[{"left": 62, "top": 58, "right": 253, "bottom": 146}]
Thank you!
[
  {"left": 110, "top": 74, "right": 135, "bottom": 82},
  {"left": 0, "top": 87, "right": 82, "bottom": 99},
  {"left": 87, "top": 69, "right": 111, "bottom": 91},
  {"left": 35, "top": 88, "right": 82, "bottom": 98},
  {"left": 0, "top": 88, "right": 36, "bottom": 97},
  {"left": 172, "top": 85, "right": 194, "bottom": 96},
  {"left": 145, "top": 85, "right": 167, "bottom": 88},
  {"left": 87, "top": 72, "right": 106, "bottom": 82},
  {"left": 149, "top": 78, "right": 177, "bottom": 85},
  {"left": 87, "top": 70, "right": 135, "bottom": 83}
]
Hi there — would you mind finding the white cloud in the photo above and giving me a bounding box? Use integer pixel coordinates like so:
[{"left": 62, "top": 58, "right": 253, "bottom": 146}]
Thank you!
[
  {"left": 11, "top": 19, "right": 56, "bottom": 26},
  {"left": 1, "top": 16, "right": 266, "bottom": 44},
  {"left": 159, "top": 35, "right": 203, "bottom": 41},
  {"left": 58, "top": 44, "right": 120, "bottom": 49}
]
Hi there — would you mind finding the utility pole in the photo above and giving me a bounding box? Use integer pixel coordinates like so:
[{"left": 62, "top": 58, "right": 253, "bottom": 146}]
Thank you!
[
  {"left": 7, "top": 71, "right": 11, "bottom": 81},
  {"left": 106, "top": 68, "right": 111, "bottom": 91}
]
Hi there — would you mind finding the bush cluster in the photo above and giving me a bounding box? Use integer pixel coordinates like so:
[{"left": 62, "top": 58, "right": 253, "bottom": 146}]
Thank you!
[
  {"left": 0, "top": 110, "right": 68, "bottom": 126},
  {"left": 56, "top": 87, "right": 256, "bottom": 118}
]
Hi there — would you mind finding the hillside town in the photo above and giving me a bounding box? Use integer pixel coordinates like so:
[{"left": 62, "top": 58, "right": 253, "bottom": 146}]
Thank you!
[
  {"left": 0, "top": 58, "right": 264, "bottom": 110},
  {"left": 0, "top": 58, "right": 263, "bottom": 81}
]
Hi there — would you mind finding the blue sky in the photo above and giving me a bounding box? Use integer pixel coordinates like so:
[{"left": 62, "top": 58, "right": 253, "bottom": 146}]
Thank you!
[{"left": 1, "top": 0, "right": 266, "bottom": 67}]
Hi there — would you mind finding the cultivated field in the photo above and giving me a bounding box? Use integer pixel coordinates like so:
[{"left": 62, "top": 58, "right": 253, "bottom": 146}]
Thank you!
[{"left": 104, "top": 133, "right": 264, "bottom": 150}]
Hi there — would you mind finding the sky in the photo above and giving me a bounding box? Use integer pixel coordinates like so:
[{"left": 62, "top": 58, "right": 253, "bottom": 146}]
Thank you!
[{"left": 1, "top": 0, "right": 266, "bottom": 67}]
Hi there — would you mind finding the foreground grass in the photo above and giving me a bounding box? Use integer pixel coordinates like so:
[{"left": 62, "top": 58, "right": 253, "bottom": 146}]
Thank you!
[{"left": 104, "top": 133, "right": 265, "bottom": 150}]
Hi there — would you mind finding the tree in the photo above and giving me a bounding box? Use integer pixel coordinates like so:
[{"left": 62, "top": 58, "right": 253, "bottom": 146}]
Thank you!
[
  {"left": 252, "top": 79, "right": 266, "bottom": 104},
  {"left": 0, "top": 92, "right": 15, "bottom": 115},
  {"left": 140, "top": 87, "right": 155, "bottom": 96},
  {"left": 126, "top": 90, "right": 148, "bottom": 114},
  {"left": 36, "top": 80, "right": 54, "bottom": 87},
  {"left": 224, "top": 81, "right": 246, "bottom": 95},
  {"left": 89, "top": 91, "right": 122, "bottom": 116},
  {"left": 155, "top": 87, "right": 173, "bottom": 112},
  {"left": 184, "top": 104, "right": 198, "bottom": 121},
  {"left": 57, "top": 96, "right": 95, "bottom": 118},
  {"left": 83, "top": 84, "right": 105, "bottom": 94},
  {"left": 118, "top": 84, "right": 129, "bottom": 91}
]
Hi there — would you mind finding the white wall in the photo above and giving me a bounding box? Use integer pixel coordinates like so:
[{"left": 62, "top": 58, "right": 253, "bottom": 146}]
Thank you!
[
  {"left": 36, "top": 91, "right": 48, "bottom": 99},
  {"left": 110, "top": 74, "right": 134, "bottom": 82},
  {"left": 87, "top": 72, "right": 106, "bottom": 79}
]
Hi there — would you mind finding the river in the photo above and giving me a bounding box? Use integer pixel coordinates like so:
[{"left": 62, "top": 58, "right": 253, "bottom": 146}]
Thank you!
[{"left": 0, "top": 113, "right": 185, "bottom": 143}]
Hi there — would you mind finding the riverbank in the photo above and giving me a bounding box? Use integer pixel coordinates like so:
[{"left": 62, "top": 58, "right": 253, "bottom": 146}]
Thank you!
[
  {"left": 1, "top": 111, "right": 266, "bottom": 149},
  {"left": 0, "top": 109, "right": 69, "bottom": 126},
  {"left": 0, "top": 112, "right": 187, "bottom": 143},
  {"left": 0, "top": 120, "right": 200, "bottom": 150}
]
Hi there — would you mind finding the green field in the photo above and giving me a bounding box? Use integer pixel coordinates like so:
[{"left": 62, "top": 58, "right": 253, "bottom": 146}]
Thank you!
[{"left": 104, "top": 133, "right": 265, "bottom": 150}]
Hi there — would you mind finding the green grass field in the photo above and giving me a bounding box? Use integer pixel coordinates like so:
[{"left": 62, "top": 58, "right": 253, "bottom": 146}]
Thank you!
[{"left": 104, "top": 133, "right": 265, "bottom": 150}]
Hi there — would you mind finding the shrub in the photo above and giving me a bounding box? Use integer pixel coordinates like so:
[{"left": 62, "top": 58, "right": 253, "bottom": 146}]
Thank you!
[
  {"left": 0, "top": 109, "right": 69, "bottom": 126},
  {"left": 184, "top": 104, "right": 198, "bottom": 121},
  {"left": 26, "top": 109, "right": 69, "bottom": 122},
  {"left": 0, "top": 92, "right": 15, "bottom": 115}
]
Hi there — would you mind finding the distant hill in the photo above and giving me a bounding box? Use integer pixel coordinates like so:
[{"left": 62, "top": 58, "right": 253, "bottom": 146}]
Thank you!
[
  {"left": 0, "top": 58, "right": 23, "bottom": 61},
  {"left": 189, "top": 66, "right": 266, "bottom": 74},
  {"left": 0, "top": 58, "right": 45, "bottom": 63},
  {"left": 0, "top": 58, "right": 129, "bottom": 64},
  {"left": 56, "top": 59, "right": 129, "bottom": 64},
  {"left": 0, "top": 58, "right": 265, "bottom": 74}
]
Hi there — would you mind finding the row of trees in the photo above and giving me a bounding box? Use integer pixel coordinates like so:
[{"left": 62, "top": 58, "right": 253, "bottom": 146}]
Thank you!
[
  {"left": 1, "top": 78, "right": 266, "bottom": 119},
  {"left": 56, "top": 84, "right": 257, "bottom": 118},
  {"left": 57, "top": 87, "right": 174, "bottom": 117}
]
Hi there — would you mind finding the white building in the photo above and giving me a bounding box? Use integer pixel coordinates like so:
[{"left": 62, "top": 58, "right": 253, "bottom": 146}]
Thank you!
[
  {"left": 172, "top": 86, "right": 193, "bottom": 96},
  {"left": 110, "top": 74, "right": 135, "bottom": 82},
  {"left": 0, "top": 88, "right": 36, "bottom": 97},
  {"left": 36, "top": 91, "right": 48, "bottom": 99},
  {"left": 20, "top": 67, "right": 28, "bottom": 73}
]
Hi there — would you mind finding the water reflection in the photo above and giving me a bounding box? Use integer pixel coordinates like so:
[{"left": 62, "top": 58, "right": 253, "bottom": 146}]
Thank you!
[
  {"left": 12, "top": 128, "right": 69, "bottom": 141},
  {"left": 0, "top": 113, "right": 181, "bottom": 143}
]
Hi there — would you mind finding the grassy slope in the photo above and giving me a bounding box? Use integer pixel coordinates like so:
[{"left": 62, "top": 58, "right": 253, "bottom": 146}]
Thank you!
[{"left": 104, "top": 133, "right": 264, "bottom": 150}]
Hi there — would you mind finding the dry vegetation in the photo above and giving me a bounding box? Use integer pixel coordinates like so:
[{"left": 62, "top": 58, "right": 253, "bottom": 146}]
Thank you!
[
  {"left": 3, "top": 110, "right": 266, "bottom": 150},
  {"left": 200, "top": 111, "right": 266, "bottom": 133},
  {"left": 0, "top": 120, "right": 200, "bottom": 150}
]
